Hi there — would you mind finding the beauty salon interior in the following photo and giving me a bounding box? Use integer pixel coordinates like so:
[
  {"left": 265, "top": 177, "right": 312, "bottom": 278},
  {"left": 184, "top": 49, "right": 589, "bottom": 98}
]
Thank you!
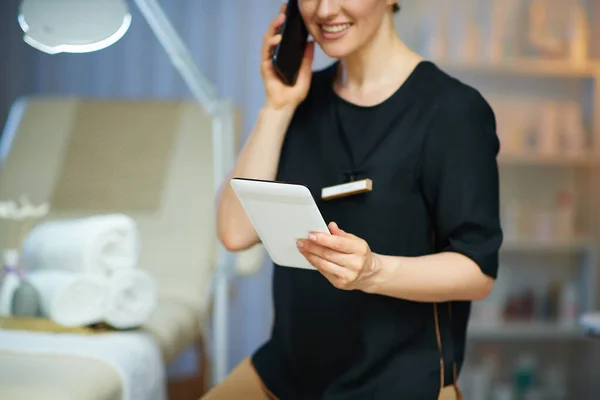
[{"left": 1, "top": 0, "right": 600, "bottom": 399}]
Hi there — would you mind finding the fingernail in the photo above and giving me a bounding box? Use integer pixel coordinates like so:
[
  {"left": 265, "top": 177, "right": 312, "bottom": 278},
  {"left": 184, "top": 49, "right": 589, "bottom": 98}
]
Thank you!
[
  {"left": 308, "top": 234, "right": 317, "bottom": 241},
  {"left": 297, "top": 240, "right": 304, "bottom": 248}
]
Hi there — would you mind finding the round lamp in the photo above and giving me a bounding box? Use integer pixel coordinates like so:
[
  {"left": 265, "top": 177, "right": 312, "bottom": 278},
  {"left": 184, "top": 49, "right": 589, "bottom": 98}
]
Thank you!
[{"left": 18, "top": 0, "right": 131, "bottom": 54}]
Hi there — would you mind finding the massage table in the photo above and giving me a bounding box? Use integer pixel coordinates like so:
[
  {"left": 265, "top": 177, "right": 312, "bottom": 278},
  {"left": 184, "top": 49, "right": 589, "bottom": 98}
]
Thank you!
[{"left": 0, "top": 97, "right": 266, "bottom": 399}]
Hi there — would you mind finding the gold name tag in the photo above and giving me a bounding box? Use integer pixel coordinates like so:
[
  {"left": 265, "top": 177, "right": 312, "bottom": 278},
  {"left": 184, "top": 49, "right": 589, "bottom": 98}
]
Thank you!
[{"left": 321, "top": 178, "right": 373, "bottom": 200}]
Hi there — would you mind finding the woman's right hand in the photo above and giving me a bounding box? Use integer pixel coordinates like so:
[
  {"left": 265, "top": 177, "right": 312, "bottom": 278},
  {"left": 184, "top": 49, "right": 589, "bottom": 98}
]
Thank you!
[{"left": 261, "top": 4, "right": 315, "bottom": 110}]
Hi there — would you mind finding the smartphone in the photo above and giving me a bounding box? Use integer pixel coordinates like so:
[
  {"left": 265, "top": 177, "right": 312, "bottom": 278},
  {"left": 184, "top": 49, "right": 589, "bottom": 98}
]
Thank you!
[{"left": 272, "top": 0, "right": 309, "bottom": 86}]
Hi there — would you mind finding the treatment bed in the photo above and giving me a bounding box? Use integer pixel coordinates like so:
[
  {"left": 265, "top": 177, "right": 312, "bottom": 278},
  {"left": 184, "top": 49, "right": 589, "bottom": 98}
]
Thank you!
[{"left": 0, "top": 97, "right": 265, "bottom": 399}]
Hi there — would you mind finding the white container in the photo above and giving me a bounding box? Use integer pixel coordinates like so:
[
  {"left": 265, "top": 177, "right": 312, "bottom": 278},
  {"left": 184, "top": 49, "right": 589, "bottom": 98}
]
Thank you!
[
  {"left": 492, "top": 384, "right": 513, "bottom": 400},
  {"left": 559, "top": 282, "right": 579, "bottom": 326},
  {"left": 555, "top": 189, "right": 575, "bottom": 239},
  {"left": 568, "top": 2, "right": 590, "bottom": 65},
  {"left": 533, "top": 210, "right": 555, "bottom": 241},
  {"left": 561, "top": 101, "right": 585, "bottom": 157},
  {"left": 538, "top": 101, "right": 559, "bottom": 156},
  {"left": 0, "top": 248, "right": 22, "bottom": 316},
  {"left": 543, "top": 364, "right": 568, "bottom": 400}
]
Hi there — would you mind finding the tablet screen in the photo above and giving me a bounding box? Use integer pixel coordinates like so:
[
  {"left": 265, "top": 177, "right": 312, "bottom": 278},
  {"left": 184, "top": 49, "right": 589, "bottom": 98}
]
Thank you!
[{"left": 230, "top": 178, "right": 329, "bottom": 269}]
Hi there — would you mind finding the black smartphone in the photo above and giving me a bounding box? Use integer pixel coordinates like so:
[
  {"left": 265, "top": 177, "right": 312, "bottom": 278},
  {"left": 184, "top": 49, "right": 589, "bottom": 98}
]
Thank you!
[{"left": 272, "top": 0, "right": 309, "bottom": 86}]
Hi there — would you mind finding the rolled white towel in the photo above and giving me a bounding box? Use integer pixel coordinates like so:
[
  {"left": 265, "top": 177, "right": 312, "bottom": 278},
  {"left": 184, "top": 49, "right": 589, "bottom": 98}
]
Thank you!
[
  {"left": 105, "top": 269, "right": 157, "bottom": 329},
  {"left": 21, "top": 213, "right": 140, "bottom": 276},
  {"left": 27, "top": 270, "right": 109, "bottom": 327}
]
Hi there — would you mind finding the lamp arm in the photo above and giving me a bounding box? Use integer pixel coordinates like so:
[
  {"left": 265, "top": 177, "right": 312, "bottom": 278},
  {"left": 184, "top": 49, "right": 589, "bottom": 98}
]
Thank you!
[
  {"left": 209, "top": 105, "right": 237, "bottom": 386},
  {"left": 132, "top": 0, "right": 236, "bottom": 386},
  {"left": 132, "top": 0, "right": 220, "bottom": 115}
]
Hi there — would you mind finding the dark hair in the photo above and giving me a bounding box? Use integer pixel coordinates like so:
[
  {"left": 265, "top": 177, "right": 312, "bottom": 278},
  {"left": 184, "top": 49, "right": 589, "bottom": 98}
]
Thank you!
[{"left": 392, "top": 3, "right": 400, "bottom": 13}]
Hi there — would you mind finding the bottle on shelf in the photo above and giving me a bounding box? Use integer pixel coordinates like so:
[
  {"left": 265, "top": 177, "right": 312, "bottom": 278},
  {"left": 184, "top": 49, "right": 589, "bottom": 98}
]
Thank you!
[
  {"left": 420, "top": 0, "right": 449, "bottom": 61},
  {"left": 533, "top": 208, "right": 555, "bottom": 241},
  {"left": 568, "top": 1, "right": 590, "bottom": 65},
  {"left": 555, "top": 188, "right": 575, "bottom": 239},
  {"left": 513, "top": 354, "right": 538, "bottom": 400},
  {"left": 560, "top": 101, "right": 586, "bottom": 157},
  {"left": 542, "top": 364, "right": 568, "bottom": 400},
  {"left": 526, "top": 0, "right": 574, "bottom": 59},
  {"left": 486, "top": 0, "right": 521, "bottom": 62},
  {"left": 500, "top": 199, "right": 521, "bottom": 239},
  {"left": 559, "top": 281, "right": 579, "bottom": 327},
  {"left": 537, "top": 101, "right": 559, "bottom": 156},
  {"left": 542, "top": 280, "right": 562, "bottom": 322}
]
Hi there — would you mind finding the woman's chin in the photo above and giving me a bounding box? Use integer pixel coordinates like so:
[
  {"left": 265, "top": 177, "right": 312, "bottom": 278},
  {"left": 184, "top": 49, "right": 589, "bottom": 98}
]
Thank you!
[{"left": 318, "top": 43, "right": 355, "bottom": 60}]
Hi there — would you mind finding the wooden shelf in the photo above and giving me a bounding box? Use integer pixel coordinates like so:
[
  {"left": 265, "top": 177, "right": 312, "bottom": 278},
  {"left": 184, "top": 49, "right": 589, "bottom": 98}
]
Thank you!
[
  {"left": 499, "top": 153, "right": 599, "bottom": 167},
  {"left": 438, "top": 59, "right": 600, "bottom": 79},
  {"left": 502, "top": 236, "right": 593, "bottom": 253},
  {"left": 468, "top": 322, "right": 584, "bottom": 340}
]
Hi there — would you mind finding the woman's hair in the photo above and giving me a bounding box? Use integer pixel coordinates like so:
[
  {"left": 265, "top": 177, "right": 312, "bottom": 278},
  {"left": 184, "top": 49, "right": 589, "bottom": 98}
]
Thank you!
[{"left": 393, "top": 3, "right": 400, "bottom": 13}]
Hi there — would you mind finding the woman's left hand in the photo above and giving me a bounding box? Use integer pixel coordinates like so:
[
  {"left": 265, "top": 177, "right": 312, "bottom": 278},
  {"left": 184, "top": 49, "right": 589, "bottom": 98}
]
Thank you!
[{"left": 297, "top": 221, "right": 380, "bottom": 291}]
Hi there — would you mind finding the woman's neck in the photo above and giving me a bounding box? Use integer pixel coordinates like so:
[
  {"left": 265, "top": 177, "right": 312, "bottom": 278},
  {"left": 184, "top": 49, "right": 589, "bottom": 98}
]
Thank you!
[{"left": 337, "top": 19, "right": 420, "bottom": 92}]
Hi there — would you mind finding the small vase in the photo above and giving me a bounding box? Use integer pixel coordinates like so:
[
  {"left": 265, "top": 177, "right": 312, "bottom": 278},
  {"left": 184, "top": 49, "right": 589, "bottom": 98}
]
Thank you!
[
  {"left": 11, "top": 278, "right": 42, "bottom": 317},
  {"left": 1, "top": 248, "right": 41, "bottom": 317},
  {"left": 1, "top": 249, "right": 21, "bottom": 316}
]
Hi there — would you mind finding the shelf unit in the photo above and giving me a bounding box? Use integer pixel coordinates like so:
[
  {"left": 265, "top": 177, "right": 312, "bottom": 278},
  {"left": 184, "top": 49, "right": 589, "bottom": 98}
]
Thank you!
[
  {"left": 468, "top": 322, "right": 585, "bottom": 341},
  {"left": 501, "top": 236, "right": 593, "bottom": 252},
  {"left": 498, "top": 153, "right": 599, "bottom": 167},
  {"left": 397, "top": 1, "right": 600, "bottom": 396},
  {"left": 439, "top": 59, "right": 600, "bottom": 79},
  {"left": 441, "top": 58, "right": 600, "bottom": 159},
  {"left": 441, "top": 59, "right": 600, "bottom": 398},
  {"left": 440, "top": 58, "right": 600, "bottom": 332}
]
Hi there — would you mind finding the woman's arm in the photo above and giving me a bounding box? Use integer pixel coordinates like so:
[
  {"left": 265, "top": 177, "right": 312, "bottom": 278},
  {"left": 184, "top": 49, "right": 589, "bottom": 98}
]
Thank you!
[
  {"left": 217, "top": 105, "right": 295, "bottom": 251},
  {"left": 297, "top": 225, "right": 496, "bottom": 303},
  {"left": 217, "top": 6, "right": 315, "bottom": 252},
  {"left": 365, "top": 252, "right": 494, "bottom": 302}
]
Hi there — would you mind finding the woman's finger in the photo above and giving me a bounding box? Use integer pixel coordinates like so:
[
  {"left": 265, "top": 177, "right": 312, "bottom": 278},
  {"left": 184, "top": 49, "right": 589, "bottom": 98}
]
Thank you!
[
  {"left": 302, "top": 252, "right": 353, "bottom": 281},
  {"left": 267, "top": 34, "right": 282, "bottom": 58},
  {"left": 296, "top": 40, "right": 315, "bottom": 79},
  {"left": 308, "top": 233, "right": 360, "bottom": 254},
  {"left": 329, "top": 221, "right": 358, "bottom": 239},
  {"left": 299, "top": 239, "right": 356, "bottom": 268},
  {"left": 261, "top": 12, "right": 286, "bottom": 62},
  {"left": 328, "top": 221, "right": 343, "bottom": 235},
  {"left": 269, "top": 34, "right": 283, "bottom": 46}
]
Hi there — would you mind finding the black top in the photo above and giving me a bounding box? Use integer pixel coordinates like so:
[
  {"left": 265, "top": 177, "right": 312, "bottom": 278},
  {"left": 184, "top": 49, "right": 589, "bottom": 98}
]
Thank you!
[{"left": 252, "top": 61, "right": 503, "bottom": 399}]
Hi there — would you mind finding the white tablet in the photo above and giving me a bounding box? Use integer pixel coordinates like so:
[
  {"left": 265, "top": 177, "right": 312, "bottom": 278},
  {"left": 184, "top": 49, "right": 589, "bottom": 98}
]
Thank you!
[{"left": 230, "top": 177, "right": 330, "bottom": 270}]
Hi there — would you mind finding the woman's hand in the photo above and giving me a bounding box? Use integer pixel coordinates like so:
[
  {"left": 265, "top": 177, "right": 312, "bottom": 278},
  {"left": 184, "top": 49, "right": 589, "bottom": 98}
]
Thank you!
[
  {"left": 261, "top": 3, "right": 315, "bottom": 110},
  {"left": 297, "top": 222, "right": 381, "bottom": 291}
]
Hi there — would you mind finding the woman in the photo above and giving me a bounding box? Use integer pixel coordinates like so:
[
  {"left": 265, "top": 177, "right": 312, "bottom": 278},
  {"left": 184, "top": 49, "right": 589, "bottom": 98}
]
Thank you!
[{"left": 208, "top": 0, "right": 502, "bottom": 399}]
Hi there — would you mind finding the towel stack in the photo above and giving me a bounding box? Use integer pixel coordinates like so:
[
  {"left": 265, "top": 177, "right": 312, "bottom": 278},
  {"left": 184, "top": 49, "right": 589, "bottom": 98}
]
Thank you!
[{"left": 15, "top": 214, "right": 157, "bottom": 329}]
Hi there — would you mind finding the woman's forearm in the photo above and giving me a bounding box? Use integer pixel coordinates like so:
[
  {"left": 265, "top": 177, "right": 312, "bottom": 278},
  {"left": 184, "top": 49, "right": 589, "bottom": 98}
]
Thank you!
[
  {"left": 364, "top": 252, "right": 494, "bottom": 302},
  {"left": 217, "top": 104, "right": 295, "bottom": 251}
]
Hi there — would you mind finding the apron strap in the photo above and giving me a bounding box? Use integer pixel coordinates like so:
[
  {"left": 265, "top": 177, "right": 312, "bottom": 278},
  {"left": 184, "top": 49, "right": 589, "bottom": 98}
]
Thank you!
[{"left": 434, "top": 303, "right": 463, "bottom": 400}]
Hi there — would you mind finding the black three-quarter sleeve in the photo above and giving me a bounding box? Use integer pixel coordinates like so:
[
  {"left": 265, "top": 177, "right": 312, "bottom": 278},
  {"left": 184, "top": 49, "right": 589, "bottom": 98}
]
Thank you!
[{"left": 420, "top": 88, "right": 503, "bottom": 278}]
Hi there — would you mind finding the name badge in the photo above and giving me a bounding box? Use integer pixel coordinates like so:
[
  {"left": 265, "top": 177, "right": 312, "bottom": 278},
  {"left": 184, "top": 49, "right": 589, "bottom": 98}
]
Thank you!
[{"left": 321, "top": 178, "right": 373, "bottom": 200}]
